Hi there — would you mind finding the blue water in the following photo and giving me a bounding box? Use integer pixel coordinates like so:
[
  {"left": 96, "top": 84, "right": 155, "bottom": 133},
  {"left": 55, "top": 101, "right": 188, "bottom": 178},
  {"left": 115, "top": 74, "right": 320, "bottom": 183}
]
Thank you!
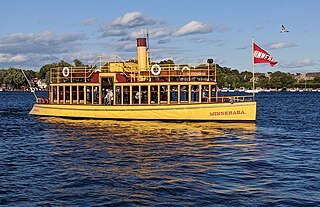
[{"left": 0, "top": 91, "right": 319, "bottom": 206}]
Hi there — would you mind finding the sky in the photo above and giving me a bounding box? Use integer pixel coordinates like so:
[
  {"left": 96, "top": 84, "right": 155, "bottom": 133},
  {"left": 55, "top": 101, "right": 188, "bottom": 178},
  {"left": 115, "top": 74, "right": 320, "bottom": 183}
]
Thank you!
[{"left": 0, "top": 0, "right": 319, "bottom": 73}]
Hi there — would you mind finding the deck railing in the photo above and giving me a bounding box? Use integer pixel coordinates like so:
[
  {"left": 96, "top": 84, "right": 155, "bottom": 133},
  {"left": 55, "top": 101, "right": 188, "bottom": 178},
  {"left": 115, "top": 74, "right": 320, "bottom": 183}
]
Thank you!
[
  {"left": 138, "top": 64, "right": 216, "bottom": 82},
  {"left": 210, "top": 95, "right": 254, "bottom": 103},
  {"left": 50, "top": 57, "right": 216, "bottom": 84},
  {"left": 50, "top": 54, "right": 130, "bottom": 83}
]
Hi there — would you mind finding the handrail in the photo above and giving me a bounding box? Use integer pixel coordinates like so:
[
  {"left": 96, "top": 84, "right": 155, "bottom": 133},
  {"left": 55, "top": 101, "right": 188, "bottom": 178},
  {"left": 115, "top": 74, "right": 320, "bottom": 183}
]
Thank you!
[
  {"left": 88, "top": 55, "right": 126, "bottom": 68},
  {"left": 50, "top": 56, "right": 216, "bottom": 84},
  {"left": 209, "top": 95, "right": 254, "bottom": 103},
  {"left": 138, "top": 64, "right": 215, "bottom": 82}
]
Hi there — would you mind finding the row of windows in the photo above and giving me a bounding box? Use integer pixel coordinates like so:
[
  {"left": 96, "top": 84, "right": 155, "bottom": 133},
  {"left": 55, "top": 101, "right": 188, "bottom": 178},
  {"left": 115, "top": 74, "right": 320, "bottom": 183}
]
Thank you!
[{"left": 51, "top": 84, "right": 218, "bottom": 105}]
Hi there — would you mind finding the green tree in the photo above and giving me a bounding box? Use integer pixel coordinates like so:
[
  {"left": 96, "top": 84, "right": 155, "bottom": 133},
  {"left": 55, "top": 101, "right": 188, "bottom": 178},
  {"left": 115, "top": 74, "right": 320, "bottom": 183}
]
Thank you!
[
  {"left": 257, "top": 75, "right": 270, "bottom": 88},
  {"left": 313, "top": 76, "right": 320, "bottom": 83},
  {"left": 38, "top": 60, "right": 73, "bottom": 83},
  {"left": 73, "top": 59, "right": 84, "bottom": 67},
  {"left": 269, "top": 71, "right": 295, "bottom": 88},
  {"left": 159, "top": 59, "right": 174, "bottom": 65}
]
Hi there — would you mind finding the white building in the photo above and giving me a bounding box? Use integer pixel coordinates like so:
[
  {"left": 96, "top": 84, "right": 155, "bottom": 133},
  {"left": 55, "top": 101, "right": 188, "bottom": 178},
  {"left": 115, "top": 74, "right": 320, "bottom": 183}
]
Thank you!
[{"left": 37, "top": 79, "right": 47, "bottom": 90}]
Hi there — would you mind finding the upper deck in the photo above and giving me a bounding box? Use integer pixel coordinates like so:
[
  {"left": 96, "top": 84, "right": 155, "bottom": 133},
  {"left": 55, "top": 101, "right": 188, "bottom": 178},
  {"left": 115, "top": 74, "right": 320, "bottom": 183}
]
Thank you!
[{"left": 49, "top": 55, "right": 217, "bottom": 85}]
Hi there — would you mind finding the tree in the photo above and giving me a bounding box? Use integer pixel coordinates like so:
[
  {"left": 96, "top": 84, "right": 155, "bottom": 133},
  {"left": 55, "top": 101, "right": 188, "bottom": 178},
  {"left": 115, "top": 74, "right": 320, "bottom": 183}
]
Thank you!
[
  {"left": 38, "top": 60, "right": 73, "bottom": 83},
  {"left": 313, "top": 76, "right": 320, "bottom": 83},
  {"left": 159, "top": 59, "right": 174, "bottom": 65},
  {"left": 269, "top": 71, "right": 295, "bottom": 88},
  {"left": 257, "top": 75, "right": 270, "bottom": 88},
  {"left": 73, "top": 59, "right": 84, "bottom": 67}
]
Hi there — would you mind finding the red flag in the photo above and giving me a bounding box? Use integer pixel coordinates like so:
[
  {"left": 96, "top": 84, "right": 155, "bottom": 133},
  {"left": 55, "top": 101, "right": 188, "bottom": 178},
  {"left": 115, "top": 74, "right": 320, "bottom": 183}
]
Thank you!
[{"left": 253, "top": 43, "right": 278, "bottom": 67}]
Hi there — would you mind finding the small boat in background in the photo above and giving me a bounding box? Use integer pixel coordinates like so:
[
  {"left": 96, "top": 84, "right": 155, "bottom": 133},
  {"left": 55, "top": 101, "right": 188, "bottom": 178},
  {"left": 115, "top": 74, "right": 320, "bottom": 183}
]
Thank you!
[
  {"left": 245, "top": 89, "right": 259, "bottom": 94},
  {"left": 220, "top": 87, "right": 229, "bottom": 93},
  {"left": 238, "top": 87, "right": 246, "bottom": 92}
]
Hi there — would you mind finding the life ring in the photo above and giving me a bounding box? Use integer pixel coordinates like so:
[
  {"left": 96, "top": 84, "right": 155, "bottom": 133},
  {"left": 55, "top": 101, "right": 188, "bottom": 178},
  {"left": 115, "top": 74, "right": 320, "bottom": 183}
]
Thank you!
[
  {"left": 151, "top": 64, "right": 161, "bottom": 76},
  {"left": 182, "top": 66, "right": 190, "bottom": 73},
  {"left": 62, "top": 67, "right": 70, "bottom": 77}
]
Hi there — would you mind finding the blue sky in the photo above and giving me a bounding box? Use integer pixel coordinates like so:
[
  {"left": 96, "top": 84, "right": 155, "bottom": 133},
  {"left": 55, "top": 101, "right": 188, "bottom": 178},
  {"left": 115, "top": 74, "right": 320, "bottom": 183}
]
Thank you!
[{"left": 0, "top": 0, "right": 319, "bottom": 73}]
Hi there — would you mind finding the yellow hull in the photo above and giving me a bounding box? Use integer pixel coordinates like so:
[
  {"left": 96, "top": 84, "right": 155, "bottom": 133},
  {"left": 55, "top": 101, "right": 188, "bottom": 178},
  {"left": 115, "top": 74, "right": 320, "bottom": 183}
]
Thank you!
[{"left": 30, "top": 102, "right": 256, "bottom": 122}]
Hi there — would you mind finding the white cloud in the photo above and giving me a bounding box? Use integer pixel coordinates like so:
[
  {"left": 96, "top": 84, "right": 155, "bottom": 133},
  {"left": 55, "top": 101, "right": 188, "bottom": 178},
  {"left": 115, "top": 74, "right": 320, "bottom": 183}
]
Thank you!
[
  {"left": 266, "top": 42, "right": 297, "bottom": 50},
  {"left": 111, "top": 12, "right": 155, "bottom": 28},
  {"left": 0, "top": 31, "right": 85, "bottom": 54},
  {"left": 80, "top": 18, "right": 97, "bottom": 26},
  {"left": 0, "top": 53, "right": 27, "bottom": 63},
  {"left": 1, "top": 31, "right": 84, "bottom": 44},
  {"left": 172, "top": 21, "right": 213, "bottom": 36},
  {"left": 284, "top": 58, "right": 316, "bottom": 68},
  {"left": 129, "top": 28, "right": 172, "bottom": 39},
  {"left": 101, "top": 28, "right": 128, "bottom": 37}
]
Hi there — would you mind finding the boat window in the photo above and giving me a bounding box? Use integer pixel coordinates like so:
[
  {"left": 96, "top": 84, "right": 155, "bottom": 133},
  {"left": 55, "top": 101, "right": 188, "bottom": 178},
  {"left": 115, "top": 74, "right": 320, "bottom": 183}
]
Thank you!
[
  {"left": 202, "top": 85, "right": 209, "bottom": 102},
  {"left": 132, "top": 86, "right": 139, "bottom": 104},
  {"left": 65, "top": 86, "right": 70, "bottom": 104},
  {"left": 86, "top": 86, "right": 92, "bottom": 104},
  {"left": 123, "top": 86, "right": 130, "bottom": 104},
  {"left": 151, "top": 86, "right": 158, "bottom": 104},
  {"left": 191, "top": 85, "right": 199, "bottom": 102},
  {"left": 180, "top": 85, "right": 188, "bottom": 102},
  {"left": 141, "top": 86, "right": 148, "bottom": 104},
  {"left": 72, "top": 86, "right": 77, "bottom": 104},
  {"left": 102, "top": 88, "right": 106, "bottom": 105},
  {"left": 59, "top": 86, "right": 64, "bottom": 103},
  {"left": 160, "top": 85, "right": 167, "bottom": 103},
  {"left": 115, "top": 86, "right": 121, "bottom": 105},
  {"left": 79, "top": 86, "right": 84, "bottom": 104},
  {"left": 93, "top": 86, "right": 99, "bottom": 104},
  {"left": 53, "top": 86, "right": 57, "bottom": 103},
  {"left": 211, "top": 85, "right": 217, "bottom": 102},
  {"left": 170, "top": 85, "right": 178, "bottom": 103}
]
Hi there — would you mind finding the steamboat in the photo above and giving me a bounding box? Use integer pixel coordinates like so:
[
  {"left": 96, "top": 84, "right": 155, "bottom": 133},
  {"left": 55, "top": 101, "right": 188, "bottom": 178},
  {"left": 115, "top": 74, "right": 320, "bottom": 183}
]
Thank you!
[{"left": 30, "top": 38, "right": 256, "bottom": 121}]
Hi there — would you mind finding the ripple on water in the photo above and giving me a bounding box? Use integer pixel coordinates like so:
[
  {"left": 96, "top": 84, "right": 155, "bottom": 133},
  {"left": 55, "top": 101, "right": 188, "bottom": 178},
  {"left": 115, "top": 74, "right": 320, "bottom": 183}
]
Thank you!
[{"left": 0, "top": 92, "right": 320, "bottom": 206}]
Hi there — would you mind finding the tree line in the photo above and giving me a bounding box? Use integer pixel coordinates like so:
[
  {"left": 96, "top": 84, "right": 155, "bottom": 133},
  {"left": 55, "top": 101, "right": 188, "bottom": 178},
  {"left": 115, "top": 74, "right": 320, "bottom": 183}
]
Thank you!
[{"left": 1, "top": 59, "right": 319, "bottom": 90}]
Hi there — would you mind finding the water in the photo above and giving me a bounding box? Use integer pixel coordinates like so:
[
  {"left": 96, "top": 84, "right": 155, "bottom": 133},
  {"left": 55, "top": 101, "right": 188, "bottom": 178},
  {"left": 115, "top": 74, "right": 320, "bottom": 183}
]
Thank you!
[{"left": 0, "top": 91, "right": 319, "bottom": 206}]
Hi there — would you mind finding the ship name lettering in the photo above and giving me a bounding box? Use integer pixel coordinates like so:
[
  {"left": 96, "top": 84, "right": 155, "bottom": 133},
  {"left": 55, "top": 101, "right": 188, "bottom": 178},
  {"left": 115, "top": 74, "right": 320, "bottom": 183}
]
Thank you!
[{"left": 209, "top": 110, "right": 245, "bottom": 116}]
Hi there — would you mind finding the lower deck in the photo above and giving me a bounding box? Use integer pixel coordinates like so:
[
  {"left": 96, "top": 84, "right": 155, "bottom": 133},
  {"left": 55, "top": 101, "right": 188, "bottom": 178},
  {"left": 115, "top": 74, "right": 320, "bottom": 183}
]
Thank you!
[
  {"left": 47, "top": 81, "right": 254, "bottom": 106},
  {"left": 30, "top": 101, "right": 257, "bottom": 121}
]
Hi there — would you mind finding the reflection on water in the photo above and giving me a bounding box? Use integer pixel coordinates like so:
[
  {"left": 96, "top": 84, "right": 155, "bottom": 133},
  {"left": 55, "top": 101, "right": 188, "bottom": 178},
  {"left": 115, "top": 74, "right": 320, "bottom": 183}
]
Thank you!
[
  {"left": 38, "top": 117, "right": 256, "bottom": 139},
  {"left": 27, "top": 117, "right": 263, "bottom": 206},
  {"left": 2, "top": 92, "right": 320, "bottom": 206}
]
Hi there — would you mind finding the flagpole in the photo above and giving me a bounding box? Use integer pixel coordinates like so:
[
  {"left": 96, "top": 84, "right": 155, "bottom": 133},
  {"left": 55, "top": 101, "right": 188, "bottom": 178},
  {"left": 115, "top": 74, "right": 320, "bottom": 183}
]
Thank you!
[{"left": 252, "top": 36, "right": 255, "bottom": 100}]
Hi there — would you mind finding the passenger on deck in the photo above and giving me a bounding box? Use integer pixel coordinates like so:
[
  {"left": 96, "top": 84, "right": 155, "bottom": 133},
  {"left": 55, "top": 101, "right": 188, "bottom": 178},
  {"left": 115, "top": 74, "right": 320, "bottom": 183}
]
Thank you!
[
  {"left": 94, "top": 87, "right": 98, "bottom": 103},
  {"left": 109, "top": 89, "right": 113, "bottom": 105},
  {"left": 86, "top": 87, "right": 91, "bottom": 103},
  {"left": 104, "top": 89, "right": 109, "bottom": 105},
  {"left": 134, "top": 91, "right": 140, "bottom": 103},
  {"left": 105, "top": 89, "right": 113, "bottom": 105},
  {"left": 102, "top": 88, "right": 106, "bottom": 104}
]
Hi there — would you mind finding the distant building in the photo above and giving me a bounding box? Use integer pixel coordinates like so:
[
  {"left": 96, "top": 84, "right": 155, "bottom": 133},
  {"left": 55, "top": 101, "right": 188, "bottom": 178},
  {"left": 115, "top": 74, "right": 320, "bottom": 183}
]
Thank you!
[
  {"left": 296, "top": 72, "right": 320, "bottom": 81},
  {"left": 36, "top": 79, "right": 47, "bottom": 90}
]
